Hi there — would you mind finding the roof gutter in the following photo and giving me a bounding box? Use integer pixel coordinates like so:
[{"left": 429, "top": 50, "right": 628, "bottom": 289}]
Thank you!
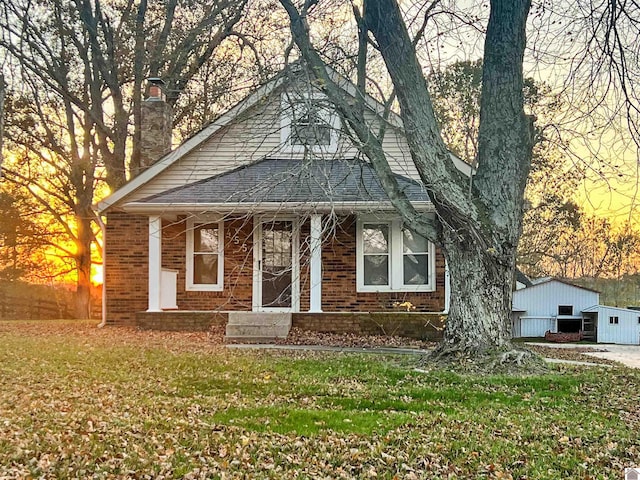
[{"left": 118, "top": 201, "right": 436, "bottom": 215}]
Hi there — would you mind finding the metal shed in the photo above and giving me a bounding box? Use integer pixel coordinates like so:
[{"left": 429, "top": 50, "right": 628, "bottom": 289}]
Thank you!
[
  {"left": 582, "top": 305, "right": 640, "bottom": 345},
  {"left": 511, "top": 278, "right": 599, "bottom": 339}
]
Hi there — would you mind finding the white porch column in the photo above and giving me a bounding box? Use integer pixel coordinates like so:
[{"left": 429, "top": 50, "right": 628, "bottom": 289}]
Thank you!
[
  {"left": 147, "top": 215, "right": 162, "bottom": 312},
  {"left": 309, "top": 214, "right": 323, "bottom": 312}
]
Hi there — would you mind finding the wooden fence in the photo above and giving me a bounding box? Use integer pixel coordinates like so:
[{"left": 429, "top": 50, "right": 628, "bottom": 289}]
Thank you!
[{"left": 0, "top": 290, "right": 74, "bottom": 320}]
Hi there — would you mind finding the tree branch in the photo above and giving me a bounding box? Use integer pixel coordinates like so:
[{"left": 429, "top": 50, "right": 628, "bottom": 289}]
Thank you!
[{"left": 279, "top": 0, "right": 438, "bottom": 242}]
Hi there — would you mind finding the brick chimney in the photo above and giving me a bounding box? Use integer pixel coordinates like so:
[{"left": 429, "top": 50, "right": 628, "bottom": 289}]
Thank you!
[{"left": 140, "top": 78, "right": 172, "bottom": 170}]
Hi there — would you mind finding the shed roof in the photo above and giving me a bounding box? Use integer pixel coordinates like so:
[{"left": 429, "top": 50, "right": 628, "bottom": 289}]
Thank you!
[
  {"left": 582, "top": 304, "right": 640, "bottom": 314},
  {"left": 137, "top": 158, "right": 430, "bottom": 206}
]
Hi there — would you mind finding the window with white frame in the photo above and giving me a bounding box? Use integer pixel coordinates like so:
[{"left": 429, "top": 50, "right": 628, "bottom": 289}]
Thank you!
[
  {"left": 186, "top": 217, "right": 224, "bottom": 291},
  {"left": 281, "top": 94, "right": 339, "bottom": 153},
  {"left": 609, "top": 316, "right": 619, "bottom": 325},
  {"left": 357, "top": 219, "right": 435, "bottom": 292}
]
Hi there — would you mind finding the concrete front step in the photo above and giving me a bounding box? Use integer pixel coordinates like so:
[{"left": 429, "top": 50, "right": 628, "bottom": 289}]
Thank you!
[
  {"left": 224, "top": 336, "right": 280, "bottom": 344},
  {"left": 225, "top": 312, "right": 292, "bottom": 343}
]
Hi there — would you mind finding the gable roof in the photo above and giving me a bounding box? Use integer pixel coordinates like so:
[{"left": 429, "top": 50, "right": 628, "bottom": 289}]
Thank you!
[
  {"left": 522, "top": 277, "right": 600, "bottom": 294},
  {"left": 98, "top": 64, "right": 473, "bottom": 214},
  {"left": 97, "top": 76, "right": 284, "bottom": 213}
]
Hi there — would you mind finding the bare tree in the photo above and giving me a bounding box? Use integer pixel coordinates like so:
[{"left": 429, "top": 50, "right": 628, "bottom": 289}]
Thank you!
[
  {"left": 427, "top": 59, "right": 586, "bottom": 278},
  {"left": 0, "top": 186, "right": 57, "bottom": 281},
  {"left": 0, "top": 0, "right": 251, "bottom": 317},
  {"left": 0, "top": 0, "right": 250, "bottom": 190},
  {"left": 277, "top": 0, "right": 640, "bottom": 368}
]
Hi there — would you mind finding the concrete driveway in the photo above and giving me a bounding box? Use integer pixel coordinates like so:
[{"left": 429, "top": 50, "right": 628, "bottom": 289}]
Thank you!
[{"left": 528, "top": 343, "right": 640, "bottom": 369}]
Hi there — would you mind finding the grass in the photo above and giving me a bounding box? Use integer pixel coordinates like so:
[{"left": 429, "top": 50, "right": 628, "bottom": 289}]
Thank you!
[{"left": 0, "top": 321, "right": 638, "bottom": 479}]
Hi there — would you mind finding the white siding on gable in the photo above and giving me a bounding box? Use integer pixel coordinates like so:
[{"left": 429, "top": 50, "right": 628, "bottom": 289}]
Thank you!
[
  {"left": 594, "top": 306, "right": 640, "bottom": 345},
  {"left": 127, "top": 85, "right": 433, "bottom": 204},
  {"left": 512, "top": 281, "right": 599, "bottom": 318},
  {"left": 379, "top": 125, "right": 421, "bottom": 180},
  {"left": 128, "top": 98, "right": 285, "bottom": 202}
]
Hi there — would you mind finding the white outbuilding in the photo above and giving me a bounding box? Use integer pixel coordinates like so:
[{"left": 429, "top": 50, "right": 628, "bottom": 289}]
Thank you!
[
  {"left": 582, "top": 305, "right": 640, "bottom": 345},
  {"left": 512, "top": 278, "right": 599, "bottom": 340},
  {"left": 512, "top": 277, "right": 640, "bottom": 345}
]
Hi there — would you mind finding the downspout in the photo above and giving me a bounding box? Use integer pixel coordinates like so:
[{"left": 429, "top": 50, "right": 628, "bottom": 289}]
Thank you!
[
  {"left": 442, "top": 260, "right": 450, "bottom": 314},
  {"left": 422, "top": 260, "right": 450, "bottom": 315},
  {"left": 96, "top": 214, "right": 107, "bottom": 328}
]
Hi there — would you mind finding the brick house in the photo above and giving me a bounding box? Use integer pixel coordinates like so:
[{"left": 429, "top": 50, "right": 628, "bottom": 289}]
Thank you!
[{"left": 98, "top": 68, "right": 472, "bottom": 338}]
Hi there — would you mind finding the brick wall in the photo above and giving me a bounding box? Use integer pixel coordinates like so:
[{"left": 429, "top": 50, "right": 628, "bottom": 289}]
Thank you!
[
  {"left": 162, "top": 216, "right": 255, "bottom": 311},
  {"left": 105, "top": 213, "right": 446, "bottom": 326},
  {"left": 134, "top": 310, "right": 446, "bottom": 339},
  {"left": 292, "top": 312, "right": 445, "bottom": 341},
  {"left": 105, "top": 212, "right": 149, "bottom": 326},
  {"left": 137, "top": 311, "right": 226, "bottom": 331}
]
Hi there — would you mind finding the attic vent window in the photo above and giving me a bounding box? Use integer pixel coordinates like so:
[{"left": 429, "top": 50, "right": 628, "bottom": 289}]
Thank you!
[
  {"left": 558, "top": 305, "right": 573, "bottom": 316},
  {"left": 292, "top": 106, "right": 331, "bottom": 146},
  {"left": 281, "top": 95, "right": 339, "bottom": 153}
]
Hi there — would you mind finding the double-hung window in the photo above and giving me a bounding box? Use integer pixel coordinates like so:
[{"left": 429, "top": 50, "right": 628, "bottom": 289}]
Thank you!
[
  {"left": 357, "top": 218, "right": 435, "bottom": 292},
  {"left": 186, "top": 217, "right": 224, "bottom": 291},
  {"left": 361, "top": 223, "right": 391, "bottom": 287},
  {"left": 281, "top": 94, "right": 339, "bottom": 153}
]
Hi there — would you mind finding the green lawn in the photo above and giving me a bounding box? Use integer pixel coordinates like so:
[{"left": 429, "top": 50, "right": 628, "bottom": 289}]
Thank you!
[{"left": 0, "top": 321, "right": 638, "bottom": 479}]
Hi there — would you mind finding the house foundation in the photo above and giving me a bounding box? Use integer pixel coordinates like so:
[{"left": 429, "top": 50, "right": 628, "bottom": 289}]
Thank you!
[{"left": 134, "top": 310, "right": 446, "bottom": 341}]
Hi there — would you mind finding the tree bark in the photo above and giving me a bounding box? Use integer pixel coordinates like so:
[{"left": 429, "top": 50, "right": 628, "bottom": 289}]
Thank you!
[
  {"left": 437, "top": 231, "right": 514, "bottom": 355},
  {"left": 74, "top": 212, "right": 93, "bottom": 319},
  {"left": 433, "top": 0, "right": 534, "bottom": 361}
]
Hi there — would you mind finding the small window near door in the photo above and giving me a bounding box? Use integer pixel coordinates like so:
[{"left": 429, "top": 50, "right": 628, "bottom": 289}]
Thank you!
[
  {"left": 609, "top": 316, "right": 619, "bottom": 325},
  {"left": 186, "top": 217, "right": 224, "bottom": 291},
  {"left": 558, "top": 305, "right": 573, "bottom": 316}
]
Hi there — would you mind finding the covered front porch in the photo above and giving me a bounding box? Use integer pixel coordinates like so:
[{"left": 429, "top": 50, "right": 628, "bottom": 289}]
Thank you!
[
  {"left": 124, "top": 157, "right": 442, "bottom": 318},
  {"left": 145, "top": 212, "right": 325, "bottom": 314},
  {"left": 104, "top": 157, "right": 447, "bottom": 330}
]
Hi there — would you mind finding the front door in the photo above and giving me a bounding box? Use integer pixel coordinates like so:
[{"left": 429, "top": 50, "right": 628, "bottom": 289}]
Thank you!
[{"left": 254, "top": 218, "right": 299, "bottom": 311}]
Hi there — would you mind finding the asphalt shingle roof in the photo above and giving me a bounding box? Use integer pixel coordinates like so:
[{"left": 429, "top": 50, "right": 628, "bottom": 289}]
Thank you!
[{"left": 140, "top": 158, "right": 429, "bottom": 205}]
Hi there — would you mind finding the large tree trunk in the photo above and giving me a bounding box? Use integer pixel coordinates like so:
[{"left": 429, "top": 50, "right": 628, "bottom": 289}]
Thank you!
[
  {"left": 431, "top": 227, "right": 546, "bottom": 371},
  {"left": 437, "top": 232, "right": 514, "bottom": 356}
]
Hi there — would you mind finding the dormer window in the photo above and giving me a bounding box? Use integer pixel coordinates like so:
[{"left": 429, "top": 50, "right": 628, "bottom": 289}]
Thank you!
[{"left": 281, "top": 94, "right": 339, "bottom": 153}]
